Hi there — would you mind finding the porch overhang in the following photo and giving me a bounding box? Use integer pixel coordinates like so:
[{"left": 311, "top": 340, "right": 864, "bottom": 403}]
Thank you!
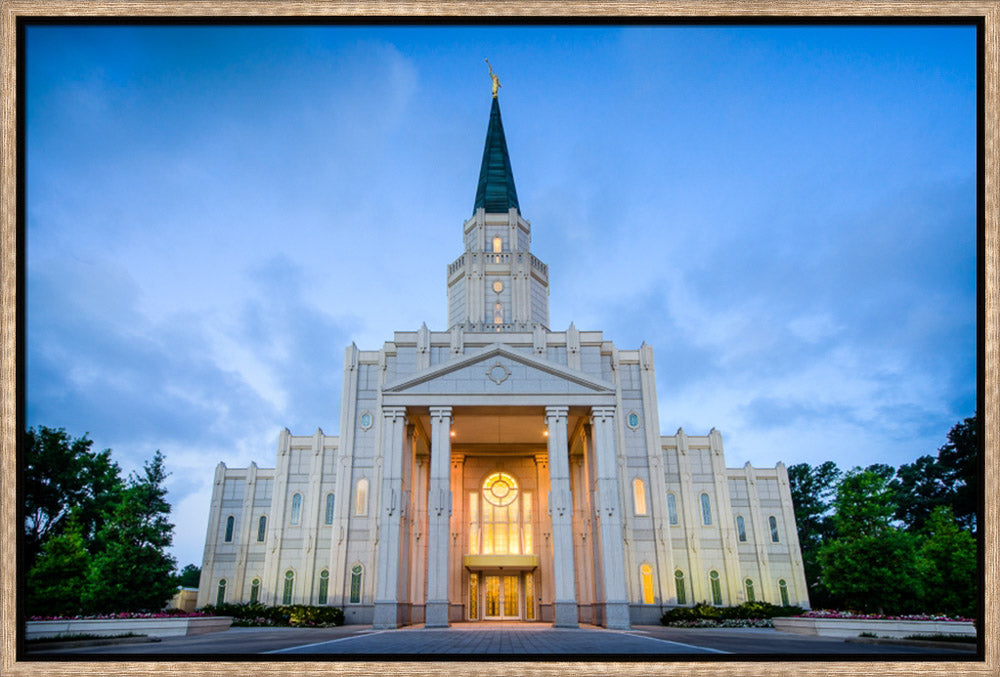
[{"left": 463, "top": 554, "right": 539, "bottom": 571}]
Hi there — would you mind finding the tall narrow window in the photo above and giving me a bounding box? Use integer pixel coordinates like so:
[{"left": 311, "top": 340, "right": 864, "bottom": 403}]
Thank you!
[
  {"left": 494, "top": 302, "right": 503, "bottom": 324},
  {"left": 769, "top": 515, "right": 780, "bottom": 542},
  {"left": 355, "top": 478, "right": 368, "bottom": 516},
  {"left": 282, "top": 570, "right": 294, "bottom": 605},
  {"left": 522, "top": 491, "right": 533, "bottom": 554},
  {"left": 524, "top": 572, "right": 535, "bottom": 620},
  {"left": 249, "top": 577, "right": 260, "bottom": 604},
  {"left": 290, "top": 493, "right": 302, "bottom": 525},
  {"left": 700, "top": 493, "right": 713, "bottom": 526},
  {"left": 216, "top": 579, "right": 227, "bottom": 606},
  {"left": 674, "top": 570, "right": 686, "bottom": 605},
  {"left": 744, "top": 578, "right": 755, "bottom": 602},
  {"left": 492, "top": 236, "right": 502, "bottom": 253},
  {"left": 318, "top": 570, "right": 329, "bottom": 605},
  {"left": 709, "top": 570, "right": 723, "bottom": 605},
  {"left": 224, "top": 515, "right": 235, "bottom": 543},
  {"left": 667, "top": 493, "right": 679, "bottom": 525},
  {"left": 469, "top": 573, "right": 479, "bottom": 620},
  {"left": 468, "top": 492, "right": 480, "bottom": 555},
  {"left": 736, "top": 515, "right": 747, "bottom": 542},
  {"left": 257, "top": 515, "right": 267, "bottom": 542},
  {"left": 778, "top": 579, "right": 790, "bottom": 606},
  {"left": 640, "top": 564, "right": 654, "bottom": 604},
  {"left": 632, "top": 478, "right": 647, "bottom": 516},
  {"left": 350, "top": 564, "right": 363, "bottom": 603},
  {"left": 324, "top": 493, "right": 335, "bottom": 525}
]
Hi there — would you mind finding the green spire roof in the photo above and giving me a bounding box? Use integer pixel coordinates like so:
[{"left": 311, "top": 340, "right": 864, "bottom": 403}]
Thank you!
[{"left": 473, "top": 96, "right": 519, "bottom": 214}]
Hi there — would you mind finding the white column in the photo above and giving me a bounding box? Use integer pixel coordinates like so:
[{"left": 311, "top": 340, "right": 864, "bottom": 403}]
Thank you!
[
  {"left": 591, "top": 406, "right": 631, "bottom": 630},
  {"left": 373, "top": 406, "right": 408, "bottom": 628},
  {"left": 546, "top": 405, "right": 578, "bottom": 627},
  {"left": 426, "top": 406, "right": 453, "bottom": 627}
]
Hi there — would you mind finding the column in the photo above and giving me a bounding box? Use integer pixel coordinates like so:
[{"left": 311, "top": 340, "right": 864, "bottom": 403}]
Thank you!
[
  {"left": 425, "top": 406, "right": 453, "bottom": 627},
  {"left": 591, "top": 406, "right": 631, "bottom": 630},
  {"left": 373, "top": 406, "right": 408, "bottom": 628},
  {"left": 546, "top": 405, "right": 578, "bottom": 627}
]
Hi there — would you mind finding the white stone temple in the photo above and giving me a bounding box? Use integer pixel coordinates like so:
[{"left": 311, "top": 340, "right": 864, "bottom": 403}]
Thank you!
[{"left": 198, "top": 89, "right": 810, "bottom": 629}]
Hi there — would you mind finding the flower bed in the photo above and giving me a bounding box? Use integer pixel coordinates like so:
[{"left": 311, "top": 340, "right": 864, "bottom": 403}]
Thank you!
[
  {"left": 773, "top": 611, "right": 975, "bottom": 639},
  {"left": 26, "top": 613, "right": 231, "bottom": 641}
]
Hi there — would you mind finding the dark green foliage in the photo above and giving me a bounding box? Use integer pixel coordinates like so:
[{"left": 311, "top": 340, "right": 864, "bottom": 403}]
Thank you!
[
  {"left": 934, "top": 413, "right": 979, "bottom": 532},
  {"left": 818, "top": 529, "right": 924, "bottom": 614},
  {"left": 660, "top": 601, "right": 804, "bottom": 625},
  {"left": 82, "top": 451, "right": 178, "bottom": 613},
  {"left": 25, "top": 516, "right": 90, "bottom": 617},
  {"left": 787, "top": 461, "right": 840, "bottom": 608},
  {"left": 917, "top": 506, "right": 977, "bottom": 617},
  {"left": 891, "top": 455, "right": 951, "bottom": 533},
  {"left": 177, "top": 564, "right": 201, "bottom": 588},
  {"left": 197, "top": 602, "right": 344, "bottom": 627}
]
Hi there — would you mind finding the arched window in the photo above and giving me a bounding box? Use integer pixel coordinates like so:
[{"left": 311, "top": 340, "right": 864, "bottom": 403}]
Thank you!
[
  {"left": 632, "top": 478, "right": 647, "bottom": 516},
  {"left": 249, "top": 577, "right": 260, "bottom": 604},
  {"left": 709, "top": 570, "right": 723, "bottom": 605},
  {"left": 700, "top": 493, "right": 713, "bottom": 526},
  {"left": 640, "top": 564, "right": 654, "bottom": 604},
  {"left": 469, "top": 472, "right": 532, "bottom": 555},
  {"left": 318, "top": 569, "right": 330, "bottom": 605},
  {"left": 778, "top": 578, "right": 790, "bottom": 606},
  {"left": 257, "top": 515, "right": 267, "bottom": 542},
  {"left": 324, "top": 493, "right": 335, "bottom": 525},
  {"left": 494, "top": 302, "right": 503, "bottom": 324},
  {"left": 216, "top": 579, "right": 227, "bottom": 606},
  {"left": 224, "top": 515, "right": 235, "bottom": 543},
  {"left": 674, "top": 570, "right": 687, "bottom": 605},
  {"left": 282, "top": 570, "right": 295, "bottom": 605},
  {"left": 492, "top": 236, "right": 502, "bottom": 253},
  {"left": 736, "top": 515, "right": 747, "bottom": 542},
  {"left": 290, "top": 493, "right": 302, "bottom": 525},
  {"left": 744, "top": 578, "right": 755, "bottom": 602},
  {"left": 769, "top": 515, "right": 780, "bottom": 542},
  {"left": 355, "top": 479, "right": 368, "bottom": 516},
  {"left": 349, "top": 564, "right": 363, "bottom": 604},
  {"left": 667, "top": 493, "right": 679, "bottom": 525}
]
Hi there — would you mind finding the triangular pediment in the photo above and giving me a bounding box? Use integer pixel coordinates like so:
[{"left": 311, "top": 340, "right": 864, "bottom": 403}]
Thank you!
[{"left": 383, "top": 343, "right": 614, "bottom": 396}]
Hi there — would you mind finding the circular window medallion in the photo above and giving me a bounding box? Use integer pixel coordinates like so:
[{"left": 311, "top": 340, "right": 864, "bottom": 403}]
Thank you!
[
  {"left": 626, "top": 411, "right": 640, "bottom": 430},
  {"left": 486, "top": 361, "right": 511, "bottom": 385},
  {"left": 483, "top": 472, "right": 518, "bottom": 507},
  {"left": 493, "top": 280, "right": 504, "bottom": 293},
  {"left": 359, "top": 411, "right": 373, "bottom": 431}
]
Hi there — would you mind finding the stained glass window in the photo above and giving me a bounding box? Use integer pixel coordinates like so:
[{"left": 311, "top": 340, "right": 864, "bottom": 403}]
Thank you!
[
  {"left": 469, "top": 573, "right": 478, "bottom": 620},
  {"left": 283, "top": 570, "right": 294, "bottom": 605},
  {"left": 224, "top": 515, "right": 235, "bottom": 542},
  {"left": 290, "top": 493, "right": 302, "bottom": 525},
  {"left": 217, "top": 579, "right": 226, "bottom": 606},
  {"left": 249, "top": 577, "right": 260, "bottom": 604},
  {"left": 769, "top": 515, "right": 780, "bottom": 542},
  {"left": 700, "top": 493, "right": 712, "bottom": 526},
  {"left": 674, "top": 570, "right": 686, "bottom": 605},
  {"left": 633, "top": 478, "right": 647, "bottom": 516},
  {"left": 745, "top": 578, "right": 755, "bottom": 602},
  {"left": 350, "top": 564, "right": 363, "bottom": 603},
  {"left": 709, "top": 570, "right": 722, "bottom": 605},
  {"left": 736, "top": 515, "right": 747, "bottom": 542},
  {"left": 318, "top": 570, "right": 329, "bottom": 605},
  {"left": 325, "top": 493, "right": 335, "bottom": 525},
  {"left": 778, "top": 578, "right": 789, "bottom": 606},
  {"left": 257, "top": 515, "right": 267, "bottom": 542},
  {"left": 640, "top": 564, "right": 654, "bottom": 604},
  {"left": 667, "top": 493, "right": 678, "bottom": 525},
  {"left": 355, "top": 479, "right": 368, "bottom": 516}
]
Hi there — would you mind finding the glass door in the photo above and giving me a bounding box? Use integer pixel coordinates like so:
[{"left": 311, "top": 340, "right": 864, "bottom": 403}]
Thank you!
[{"left": 482, "top": 573, "right": 521, "bottom": 620}]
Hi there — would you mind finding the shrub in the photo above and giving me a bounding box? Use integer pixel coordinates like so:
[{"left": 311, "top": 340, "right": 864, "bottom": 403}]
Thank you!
[
  {"left": 196, "top": 602, "right": 344, "bottom": 627},
  {"left": 661, "top": 601, "right": 805, "bottom": 626}
]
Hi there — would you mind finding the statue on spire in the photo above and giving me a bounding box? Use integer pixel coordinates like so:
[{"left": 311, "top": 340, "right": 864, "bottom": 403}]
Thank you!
[{"left": 485, "top": 58, "right": 501, "bottom": 98}]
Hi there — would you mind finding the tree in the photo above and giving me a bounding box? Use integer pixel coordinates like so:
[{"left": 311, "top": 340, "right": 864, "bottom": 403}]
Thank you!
[
  {"left": 24, "top": 426, "right": 123, "bottom": 565},
  {"left": 787, "top": 462, "right": 841, "bottom": 607},
  {"left": 177, "top": 564, "right": 201, "bottom": 588},
  {"left": 937, "top": 413, "right": 979, "bottom": 532},
  {"left": 25, "top": 515, "right": 90, "bottom": 617},
  {"left": 890, "top": 455, "right": 951, "bottom": 532},
  {"left": 84, "top": 451, "right": 178, "bottom": 613},
  {"left": 918, "top": 506, "right": 977, "bottom": 617}
]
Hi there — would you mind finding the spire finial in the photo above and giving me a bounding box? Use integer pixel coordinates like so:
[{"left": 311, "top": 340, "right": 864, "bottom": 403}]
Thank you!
[{"left": 485, "top": 58, "right": 501, "bottom": 98}]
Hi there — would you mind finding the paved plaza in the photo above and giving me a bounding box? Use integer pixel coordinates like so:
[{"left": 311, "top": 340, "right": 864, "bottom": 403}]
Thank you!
[{"left": 26, "top": 623, "right": 978, "bottom": 658}]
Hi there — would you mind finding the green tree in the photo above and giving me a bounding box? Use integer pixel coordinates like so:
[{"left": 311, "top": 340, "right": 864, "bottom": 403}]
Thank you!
[
  {"left": 84, "top": 451, "right": 178, "bottom": 613},
  {"left": 24, "top": 427, "right": 124, "bottom": 564},
  {"left": 918, "top": 506, "right": 977, "bottom": 617},
  {"left": 890, "top": 454, "right": 951, "bottom": 532},
  {"left": 177, "top": 564, "right": 201, "bottom": 588},
  {"left": 937, "top": 413, "right": 979, "bottom": 532},
  {"left": 25, "top": 515, "right": 90, "bottom": 617},
  {"left": 829, "top": 469, "right": 896, "bottom": 538},
  {"left": 787, "top": 461, "right": 840, "bottom": 607}
]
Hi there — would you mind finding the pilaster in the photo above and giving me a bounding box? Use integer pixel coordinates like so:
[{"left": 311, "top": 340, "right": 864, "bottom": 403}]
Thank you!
[
  {"left": 591, "top": 406, "right": 630, "bottom": 629},
  {"left": 545, "top": 405, "right": 578, "bottom": 627},
  {"left": 373, "top": 406, "right": 408, "bottom": 628},
  {"left": 425, "top": 406, "right": 453, "bottom": 627}
]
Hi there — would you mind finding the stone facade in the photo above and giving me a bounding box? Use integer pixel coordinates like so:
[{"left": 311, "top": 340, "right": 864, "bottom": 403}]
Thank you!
[{"left": 198, "top": 94, "right": 810, "bottom": 628}]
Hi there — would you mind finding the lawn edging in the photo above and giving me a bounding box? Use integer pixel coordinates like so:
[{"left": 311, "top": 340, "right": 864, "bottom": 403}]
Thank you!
[
  {"left": 26, "top": 616, "right": 232, "bottom": 640},
  {"left": 772, "top": 616, "right": 975, "bottom": 639}
]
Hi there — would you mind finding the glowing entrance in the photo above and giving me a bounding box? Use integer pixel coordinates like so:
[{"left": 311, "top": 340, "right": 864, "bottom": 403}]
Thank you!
[{"left": 470, "top": 571, "right": 535, "bottom": 621}]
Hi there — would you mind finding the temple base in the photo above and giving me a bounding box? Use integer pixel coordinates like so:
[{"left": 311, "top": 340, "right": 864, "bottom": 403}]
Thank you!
[
  {"left": 425, "top": 600, "right": 450, "bottom": 628},
  {"left": 552, "top": 600, "right": 579, "bottom": 628}
]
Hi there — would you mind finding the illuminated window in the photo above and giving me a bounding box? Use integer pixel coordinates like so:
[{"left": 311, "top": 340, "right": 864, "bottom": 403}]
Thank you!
[
  {"left": 289, "top": 493, "right": 302, "bottom": 525},
  {"left": 709, "top": 570, "right": 723, "bottom": 605},
  {"left": 525, "top": 572, "right": 535, "bottom": 620},
  {"left": 325, "top": 493, "right": 335, "bottom": 525},
  {"left": 469, "top": 573, "right": 479, "bottom": 620},
  {"left": 355, "top": 478, "right": 368, "bottom": 516},
  {"left": 224, "top": 515, "right": 235, "bottom": 543},
  {"left": 667, "top": 493, "right": 679, "bottom": 525},
  {"left": 494, "top": 302, "right": 503, "bottom": 324},
  {"left": 736, "top": 515, "right": 747, "bottom": 542},
  {"left": 282, "top": 570, "right": 294, "bottom": 605},
  {"left": 492, "top": 279, "right": 503, "bottom": 293},
  {"left": 470, "top": 472, "right": 532, "bottom": 556},
  {"left": 216, "top": 579, "right": 227, "bottom": 606},
  {"left": 769, "top": 516, "right": 780, "bottom": 542},
  {"left": 632, "top": 478, "right": 647, "bottom": 516},
  {"left": 318, "top": 570, "right": 329, "bottom": 605},
  {"left": 350, "top": 564, "right": 363, "bottom": 604},
  {"left": 249, "top": 577, "right": 260, "bottom": 604},
  {"left": 745, "top": 578, "right": 755, "bottom": 602},
  {"left": 700, "top": 493, "right": 713, "bottom": 526},
  {"left": 492, "top": 236, "right": 502, "bottom": 253},
  {"left": 257, "top": 515, "right": 267, "bottom": 542},
  {"left": 640, "top": 564, "right": 654, "bottom": 604},
  {"left": 674, "top": 570, "right": 686, "bottom": 605},
  {"left": 778, "top": 578, "right": 789, "bottom": 606}
]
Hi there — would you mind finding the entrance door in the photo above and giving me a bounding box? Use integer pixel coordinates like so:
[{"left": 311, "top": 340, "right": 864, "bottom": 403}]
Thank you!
[{"left": 483, "top": 574, "right": 520, "bottom": 620}]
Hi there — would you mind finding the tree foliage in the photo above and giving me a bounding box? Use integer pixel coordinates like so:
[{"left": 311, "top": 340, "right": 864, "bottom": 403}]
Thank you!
[
  {"left": 25, "top": 515, "right": 90, "bottom": 617},
  {"left": 917, "top": 506, "right": 977, "bottom": 617},
  {"left": 787, "top": 461, "right": 840, "bottom": 608},
  {"left": 177, "top": 564, "right": 202, "bottom": 588}
]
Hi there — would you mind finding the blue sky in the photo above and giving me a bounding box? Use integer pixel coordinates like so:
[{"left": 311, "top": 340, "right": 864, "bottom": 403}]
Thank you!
[{"left": 25, "top": 25, "right": 977, "bottom": 568}]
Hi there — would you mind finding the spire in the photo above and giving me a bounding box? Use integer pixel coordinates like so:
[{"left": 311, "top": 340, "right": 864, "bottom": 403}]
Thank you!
[{"left": 473, "top": 95, "right": 519, "bottom": 214}]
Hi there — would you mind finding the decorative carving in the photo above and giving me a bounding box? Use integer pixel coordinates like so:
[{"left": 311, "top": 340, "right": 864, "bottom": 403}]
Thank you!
[{"left": 486, "top": 360, "right": 511, "bottom": 385}]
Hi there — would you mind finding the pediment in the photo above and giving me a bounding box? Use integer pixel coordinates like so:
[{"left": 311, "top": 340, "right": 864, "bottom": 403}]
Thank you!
[{"left": 383, "top": 343, "right": 615, "bottom": 396}]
